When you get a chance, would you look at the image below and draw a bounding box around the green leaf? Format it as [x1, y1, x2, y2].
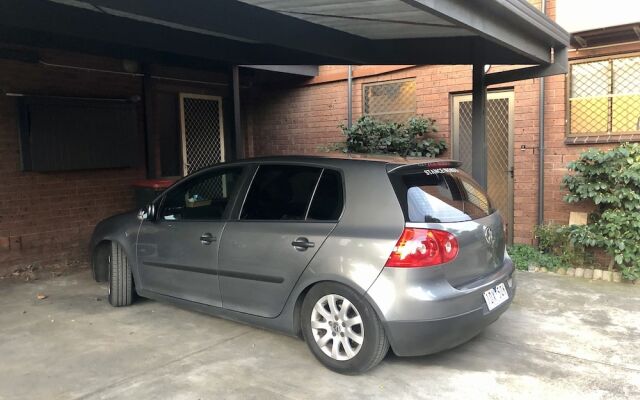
[339, 115, 446, 157]
[561, 143, 640, 280]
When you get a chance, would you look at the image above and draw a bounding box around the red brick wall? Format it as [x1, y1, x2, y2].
[247, 75, 348, 156]
[538, 0, 618, 226]
[247, 65, 544, 243]
[247, 0, 630, 245]
[0, 48, 146, 275]
[247, 66, 607, 243]
[541, 74, 609, 224]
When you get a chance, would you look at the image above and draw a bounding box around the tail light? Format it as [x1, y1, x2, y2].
[385, 228, 459, 268]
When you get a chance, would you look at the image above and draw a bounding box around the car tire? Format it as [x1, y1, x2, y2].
[108, 242, 134, 307]
[301, 282, 389, 374]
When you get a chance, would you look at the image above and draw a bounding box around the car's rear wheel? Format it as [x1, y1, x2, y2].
[108, 242, 134, 307]
[301, 282, 389, 374]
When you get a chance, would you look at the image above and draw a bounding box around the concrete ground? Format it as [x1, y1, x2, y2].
[0, 271, 638, 400]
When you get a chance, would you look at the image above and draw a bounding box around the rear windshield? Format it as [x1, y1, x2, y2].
[390, 168, 493, 223]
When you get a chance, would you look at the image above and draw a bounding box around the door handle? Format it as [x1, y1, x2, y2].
[200, 233, 216, 245]
[507, 167, 514, 179]
[291, 237, 315, 251]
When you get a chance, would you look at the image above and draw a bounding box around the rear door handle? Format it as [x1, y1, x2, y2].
[200, 232, 216, 245]
[291, 237, 315, 251]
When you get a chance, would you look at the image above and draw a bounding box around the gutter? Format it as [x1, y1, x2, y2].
[496, 0, 570, 46]
[306, 65, 415, 86]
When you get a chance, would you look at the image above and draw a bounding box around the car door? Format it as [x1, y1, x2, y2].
[136, 166, 246, 307]
[219, 164, 344, 318]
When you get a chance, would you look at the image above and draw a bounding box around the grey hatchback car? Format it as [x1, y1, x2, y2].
[91, 156, 515, 374]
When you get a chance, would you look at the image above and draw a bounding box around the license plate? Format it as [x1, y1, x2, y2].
[483, 283, 509, 311]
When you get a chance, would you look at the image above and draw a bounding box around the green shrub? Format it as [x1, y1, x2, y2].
[336, 115, 446, 157]
[509, 244, 542, 271]
[534, 224, 590, 267]
[508, 244, 570, 272]
[563, 143, 640, 280]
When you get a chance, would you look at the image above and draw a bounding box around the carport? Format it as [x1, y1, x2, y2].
[0, 0, 569, 188]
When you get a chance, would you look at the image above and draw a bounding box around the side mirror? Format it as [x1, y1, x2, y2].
[137, 203, 156, 221]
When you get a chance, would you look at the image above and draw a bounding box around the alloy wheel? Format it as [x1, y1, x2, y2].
[310, 294, 364, 361]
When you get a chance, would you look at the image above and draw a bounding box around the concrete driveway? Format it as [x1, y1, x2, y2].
[0, 271, 638, 400]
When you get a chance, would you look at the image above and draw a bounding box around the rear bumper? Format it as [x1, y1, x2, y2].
[384, 291, 513, 356]
[366, 257, 516, 357]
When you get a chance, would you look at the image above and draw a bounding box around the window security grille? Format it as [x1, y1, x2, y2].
[569, 55, 640, 135]
[180, 94, 225, 176]
[362, 79, 416, 123]
[179, 94, 225, 202]
[456, 97, 511, 226]
[452, 91, 514, 243]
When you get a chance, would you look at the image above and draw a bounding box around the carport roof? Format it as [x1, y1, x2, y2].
[0, 0, 569, 69]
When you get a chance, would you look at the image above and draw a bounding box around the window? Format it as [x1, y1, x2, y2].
[17, 97, 138, 171]
[160, 167, 243, 221]
[241, 165, 322, 221]
[569, 55, 640, 135]
[394, 169, 493, 223]
[363, 79, 416, 123]
[307, 170, 344, 221]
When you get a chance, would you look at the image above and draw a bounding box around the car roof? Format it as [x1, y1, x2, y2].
[183, 155, 461, 179]
[238, 155, 388, 165]
[223, 155, 459, 170]
[169, 155, 464, 205]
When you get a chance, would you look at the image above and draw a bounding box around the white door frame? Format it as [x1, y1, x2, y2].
[179, 93, 225, 176]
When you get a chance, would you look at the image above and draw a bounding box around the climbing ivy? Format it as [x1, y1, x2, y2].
[563, 143, 640, 280]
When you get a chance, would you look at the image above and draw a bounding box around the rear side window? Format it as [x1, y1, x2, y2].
[307, 170, 344, 221]
[393, 168, 493, 223]
[241, 165, 322, 220]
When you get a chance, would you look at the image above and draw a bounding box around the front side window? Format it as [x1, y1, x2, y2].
[160, 167, 243, 221]
[569, 55, 640, 135]
[395, 169, 493, 223]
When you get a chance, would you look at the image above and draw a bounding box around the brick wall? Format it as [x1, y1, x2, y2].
[0, 48, 146, 275]
[247, 65, 544, 243]
[248, 72, 348, 157]
[540, 73, 610, 224]
[247, 0, 635, 245]
[538, 0, 619, 226]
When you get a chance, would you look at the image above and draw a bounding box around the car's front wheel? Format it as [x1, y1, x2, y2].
[108, 242, 134, 307]
[301, 282, 389, 374]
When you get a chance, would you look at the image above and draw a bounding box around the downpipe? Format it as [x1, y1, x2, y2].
[537, 0, 547, 227]
[347, 65, 353, 128]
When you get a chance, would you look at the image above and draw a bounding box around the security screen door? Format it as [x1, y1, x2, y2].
[452, 90, 514, 243]
[179, 93, 225, 177]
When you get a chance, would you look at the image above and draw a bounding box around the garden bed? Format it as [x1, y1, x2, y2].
[524, 263, 628, 283]
[509, 241, 635, 284]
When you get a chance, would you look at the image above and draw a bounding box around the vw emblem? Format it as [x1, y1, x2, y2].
[484, 226, 495, 246]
